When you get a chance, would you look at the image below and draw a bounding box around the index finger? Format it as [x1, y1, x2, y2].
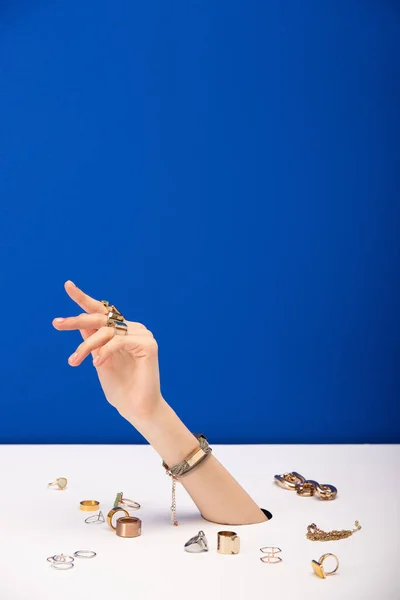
[64, 280, 106, 314]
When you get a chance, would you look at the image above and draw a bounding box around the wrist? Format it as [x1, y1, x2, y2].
[128, 397, 199, 467]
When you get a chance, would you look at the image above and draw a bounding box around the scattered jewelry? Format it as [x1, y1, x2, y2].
[73, 550, 97, 559]
[47, 550, 96, 570]
[274, 472, 337, 500]
[260, 546, 282, 564]
[48, 478, 68, 490]
[306, 521, 361, 541]
[85, 510, 105, 524]
[217, 531, 240, 555]
[80, 500, 100, 512]
[47, 554, 75, 570]
[312, 553, 339, 578]
[184, 530, 209, 553]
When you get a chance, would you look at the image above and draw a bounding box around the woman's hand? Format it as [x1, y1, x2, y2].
[52, 280, 162, 421]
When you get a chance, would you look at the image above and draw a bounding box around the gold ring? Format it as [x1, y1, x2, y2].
[107, 507, 129, 530]
[80, 500, 100, 512]
[107, 311, 124, 323]
[312, 553, 339, 578]
[101, 300, 122, 316]
[102, 300, 125, 326]
[260, 546, 282, 564]
[116, 517, 142, 538]
[260, 555, 282, 564]
[260, 546, 281, 554]
[48, 478, 68, 490]
[217, 531, 240, 555]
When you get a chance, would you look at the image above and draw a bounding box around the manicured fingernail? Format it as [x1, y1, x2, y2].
[93, 356, 100, 366]
[54, 318, 65, 323]
[68, 352, 78, 364]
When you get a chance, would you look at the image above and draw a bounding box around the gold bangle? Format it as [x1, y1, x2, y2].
[217, 531, 240, 555]
[106, 507, 129, 530]
[80, 500, 100, 512]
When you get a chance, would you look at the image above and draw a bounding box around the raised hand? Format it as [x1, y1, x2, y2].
[52, 280, 161, 421]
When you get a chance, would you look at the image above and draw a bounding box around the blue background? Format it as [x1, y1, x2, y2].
[0, 1, 399, 444]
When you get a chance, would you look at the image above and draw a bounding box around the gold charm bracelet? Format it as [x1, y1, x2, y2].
[306, 521, 361, 541]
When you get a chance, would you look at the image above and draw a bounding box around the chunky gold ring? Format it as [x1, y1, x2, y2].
[80, 500, 100, 512]
[48, 478, 68, 490]
[312, 554, 339, 578]
[107, 507, 129, 530]
[116, 517, 142, 538]
[102, 300, 125, 328]
[107, 311, 125, 323]
[217, 531, 240, 555]
[101, 300, 122, 316]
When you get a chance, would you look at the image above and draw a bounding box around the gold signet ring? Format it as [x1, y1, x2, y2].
[312, 554, 339, 578]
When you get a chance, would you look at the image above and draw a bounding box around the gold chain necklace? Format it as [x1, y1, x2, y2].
[306, 521, 361, 541]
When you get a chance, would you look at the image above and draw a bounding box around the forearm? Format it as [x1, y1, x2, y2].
[129, 397, 267, 525]
[54, 282, 268, 524]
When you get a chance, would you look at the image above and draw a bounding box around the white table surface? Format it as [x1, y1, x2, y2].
[0, 444, 399, 600]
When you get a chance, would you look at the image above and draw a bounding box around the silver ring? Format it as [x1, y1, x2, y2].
[47, 554, 74, 564]
[73, 550, 97, 559]
[120, 498, 140, 510]
[85, 511, 105, 524]
[51, 562, 74, 570]
[184, 530, 209, 553]
[113, 321, 128, 336]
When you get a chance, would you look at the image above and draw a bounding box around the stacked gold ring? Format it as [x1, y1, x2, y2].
[102, 300, 128, 336]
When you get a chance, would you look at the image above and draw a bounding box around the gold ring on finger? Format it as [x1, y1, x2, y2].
[101, 300, 122, 316]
